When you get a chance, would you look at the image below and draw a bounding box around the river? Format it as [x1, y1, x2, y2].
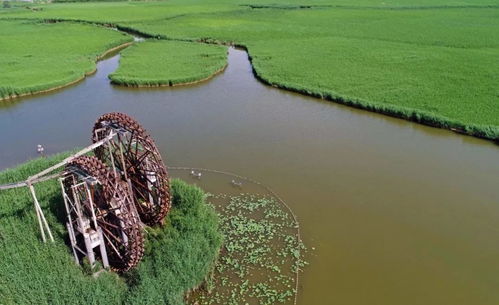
[0, 47, 498, 305]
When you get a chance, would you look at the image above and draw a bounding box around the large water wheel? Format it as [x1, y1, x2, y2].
[92, 113, 171, 226]
[63, 156, 144, 272]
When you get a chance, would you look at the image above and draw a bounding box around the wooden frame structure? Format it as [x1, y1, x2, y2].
[0, 112, 171, 273]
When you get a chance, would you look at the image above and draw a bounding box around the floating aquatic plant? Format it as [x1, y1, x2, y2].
[188, 193, 307, 305]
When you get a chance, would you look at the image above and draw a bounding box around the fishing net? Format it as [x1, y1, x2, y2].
[169, 167, 307, 305]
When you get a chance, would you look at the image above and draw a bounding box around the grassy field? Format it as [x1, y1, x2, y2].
[0, 154, 222, 305]
[0, 19, 132, 100]
[121, 4, 499, 139]
[1, 0, 498, 139]
[110, 40, 227, 87]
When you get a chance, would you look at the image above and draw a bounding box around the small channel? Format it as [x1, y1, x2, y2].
[0, 47, 498, 305]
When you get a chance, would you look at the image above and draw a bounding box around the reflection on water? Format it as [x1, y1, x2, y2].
[0, 47, 498, 305]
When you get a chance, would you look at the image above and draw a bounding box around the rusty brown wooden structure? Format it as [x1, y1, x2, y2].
[0, 113, 170, 273]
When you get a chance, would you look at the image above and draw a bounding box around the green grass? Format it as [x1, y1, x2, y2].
[121, 4, 499, 139]
[0, 153, 222, 305]
[1, 0, 499, 139]
[110, 40, 227, 87]
[0, 19, 132, 100]
[0, 1, 237, 23]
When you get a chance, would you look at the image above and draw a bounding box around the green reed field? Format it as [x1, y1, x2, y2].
[0, 19, 131, 100]
[1, 0, 498, 139]
[110, 40, 227, 87]
[0, 154, 222, 305]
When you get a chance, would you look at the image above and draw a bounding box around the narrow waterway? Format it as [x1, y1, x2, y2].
[0, 47, 498, 305]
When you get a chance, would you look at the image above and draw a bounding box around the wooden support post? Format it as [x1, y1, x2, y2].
[60, 178, 79, 264]
[33, 193, 46, 243]
[98, 228, 110, 269]
[83, 232, 96, 267]
[28, 183, 54, 242]
[66, 223, 79, 264]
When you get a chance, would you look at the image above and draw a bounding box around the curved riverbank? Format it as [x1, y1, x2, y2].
[0, 19, 228, 90]
[0, 41, 132, 102]
[111, 64, 227, 88]
[111, 29, 499, 142]
[247, 54, 499, 142]
[199, 40, 499, 142]
[1, 17, 497, 142]
[109, 40, 228, 88]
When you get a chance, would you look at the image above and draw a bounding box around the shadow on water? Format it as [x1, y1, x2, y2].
[0, 47, 498, 305]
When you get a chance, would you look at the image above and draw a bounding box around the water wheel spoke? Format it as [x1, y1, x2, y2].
[126, 150, 151, 173]
[128, 165, 157, 187]
[130, 179, 152, 207]
[102, 231, 124, 260]
[100, 223, 125, 246]
[129, 176, 150, 193]
[97, 219, 121, 230]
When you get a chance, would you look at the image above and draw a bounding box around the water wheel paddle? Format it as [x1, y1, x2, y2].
[92, 112, 171, 226]
[64, 156, 144, 272]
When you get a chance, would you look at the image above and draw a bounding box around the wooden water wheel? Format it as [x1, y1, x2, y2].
[63, 156, 144, 272]
[92, 112, 171, 226]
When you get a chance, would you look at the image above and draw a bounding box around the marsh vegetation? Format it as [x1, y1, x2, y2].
[1, 0, 498, 138]
[0, 20, 131, 100]
[0, 1, 498, 304]
[0, 154, 222, 305]
[110, 40, 227, 87]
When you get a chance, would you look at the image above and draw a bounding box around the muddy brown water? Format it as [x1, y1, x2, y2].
[0, 47, 498, 305]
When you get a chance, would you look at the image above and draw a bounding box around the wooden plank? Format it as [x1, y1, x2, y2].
[0, 131, 115, 191]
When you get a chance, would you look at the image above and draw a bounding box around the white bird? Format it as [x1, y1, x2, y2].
[231, 180, 242, 187]
[190, 170, 202, 179]
[37, 144, 44, 155]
